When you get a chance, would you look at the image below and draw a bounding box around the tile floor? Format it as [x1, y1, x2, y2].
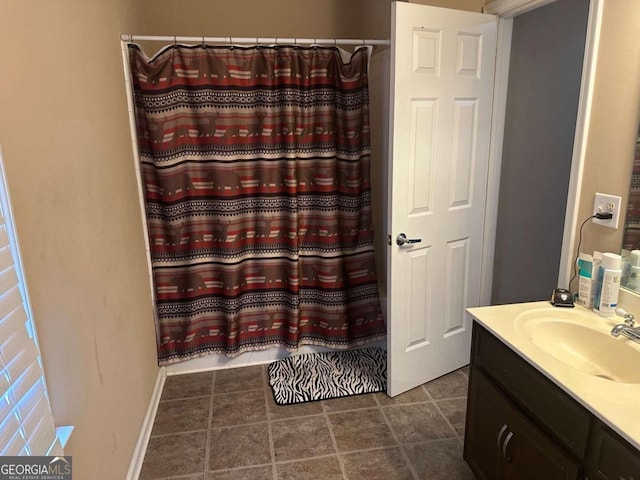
[140, 364, 473, 480]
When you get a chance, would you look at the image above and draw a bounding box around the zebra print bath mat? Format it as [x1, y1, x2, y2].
[267, 347, 387, 405]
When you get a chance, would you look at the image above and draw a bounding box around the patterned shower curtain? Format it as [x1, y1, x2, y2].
[129, 43, 386, 364]
[622, 126, 640, 250]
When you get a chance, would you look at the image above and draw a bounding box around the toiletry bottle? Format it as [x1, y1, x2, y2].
[576, 253, 594, 308]
[593, 252, 622, 317]
[627, 250, 640, 290]
[577, 251, 602, 308]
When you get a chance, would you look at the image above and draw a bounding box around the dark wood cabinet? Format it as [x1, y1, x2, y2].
[465, 368, 503, 479]
[466, 368, 579, 480]
[470, 320, 591, 459]
[585, 423, 640, 480]
[465, 322, 640, 480]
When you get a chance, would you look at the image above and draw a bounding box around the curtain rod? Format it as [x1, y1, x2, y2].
[121, 34, 390, 46]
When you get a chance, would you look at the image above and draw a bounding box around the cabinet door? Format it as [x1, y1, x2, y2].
[464, 368, 506, 479]
[507, 403, 581, 480]
[473, 323, 591, 458]
[586, 422, 640, 480]
[465, 368, 580, 480]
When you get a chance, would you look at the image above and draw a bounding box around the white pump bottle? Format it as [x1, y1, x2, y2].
[593, 252, 622, 317]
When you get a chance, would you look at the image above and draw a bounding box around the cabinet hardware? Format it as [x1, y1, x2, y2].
[497, 424, 508, 449]
[503, 431, 514, 462]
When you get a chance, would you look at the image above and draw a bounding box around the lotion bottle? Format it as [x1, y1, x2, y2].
[593, 252, 622, 317]
[576, 252, 600, 308]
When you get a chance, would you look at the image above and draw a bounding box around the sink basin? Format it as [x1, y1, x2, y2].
[515, 309, 640, 384]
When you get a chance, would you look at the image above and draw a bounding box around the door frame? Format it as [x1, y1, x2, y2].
[557, 0, 603, 288]
[481, 0, 603, 301]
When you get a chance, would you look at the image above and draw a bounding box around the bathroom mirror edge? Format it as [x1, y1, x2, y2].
[620, 125, 640, 293]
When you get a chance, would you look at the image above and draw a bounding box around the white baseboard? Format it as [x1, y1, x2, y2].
[126, 367, 166, 480]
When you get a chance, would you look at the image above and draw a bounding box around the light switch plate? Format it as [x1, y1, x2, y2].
[592, 192, 622, 229]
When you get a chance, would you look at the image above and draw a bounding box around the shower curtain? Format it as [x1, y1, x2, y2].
[129, 43, 386, 364]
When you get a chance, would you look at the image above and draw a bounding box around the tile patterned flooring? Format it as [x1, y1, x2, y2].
[140, 364, 473, 480]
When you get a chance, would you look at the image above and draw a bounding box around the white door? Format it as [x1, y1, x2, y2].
[387, 3, 497, 396]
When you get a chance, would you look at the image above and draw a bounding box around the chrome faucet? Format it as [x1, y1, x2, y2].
[612, 308, 640, 343]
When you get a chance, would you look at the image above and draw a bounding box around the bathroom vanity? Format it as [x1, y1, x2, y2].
[464, 302, 640, 479]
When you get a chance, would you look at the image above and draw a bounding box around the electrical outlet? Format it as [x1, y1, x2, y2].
[592, 192, 622, 229]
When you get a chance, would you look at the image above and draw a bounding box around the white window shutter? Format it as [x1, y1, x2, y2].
[0, 146, 62, 456]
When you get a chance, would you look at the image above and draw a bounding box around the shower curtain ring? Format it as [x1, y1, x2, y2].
[173, 35, 177, 45]
[202, 36, 206, 46]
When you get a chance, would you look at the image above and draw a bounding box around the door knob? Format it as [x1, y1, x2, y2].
[396, 233, 422, 246]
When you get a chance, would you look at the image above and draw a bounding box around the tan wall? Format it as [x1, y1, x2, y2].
[410, 0, 485, 12]
[0, 1, 159, 478]
[133, 0, 392, 40]
[133, 0, 485, 50]
[572, 0, 640, 262]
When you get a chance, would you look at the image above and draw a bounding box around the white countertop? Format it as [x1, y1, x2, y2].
[467, 301, 640, 451]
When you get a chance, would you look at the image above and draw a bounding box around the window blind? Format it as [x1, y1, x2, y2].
[0, 148, 62, 456]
